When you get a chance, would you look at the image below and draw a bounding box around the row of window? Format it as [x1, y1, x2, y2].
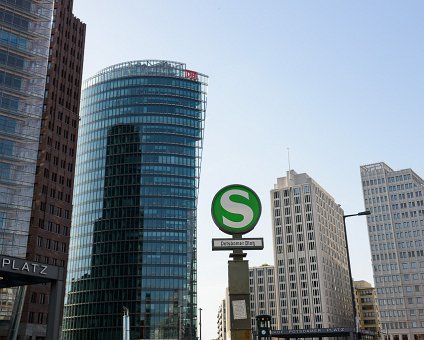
[383, 320, 424, 329]
[396, 230, 424, 239]
[86, 91, 202, 110]
[391, 192, 421, 202]
[381, 308, 424, 318]
[36, 236, 67, 253]
[380, 296, 423, 306]
[363, 177, 386, 187]
[27, 311, 45, 324]
[373, 251, 396, 262]
[38, 219, 69, 236]
[375, 275, 401, 283]
[388, 183, 416, 192]
[397, 239, 423, 248]
[84, 76, 202, 98]
[46, 137, 75, 156]
[30, 292, 46, 305]
[40, 202, 71, 219]
[391, 200, 424, 210]
[34, 254, 65, 267]
[399, 249, 424, 258]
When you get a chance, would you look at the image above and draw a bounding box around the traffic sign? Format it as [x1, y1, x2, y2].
[211, 184, 261, 235]
[212, 238, 264, 251]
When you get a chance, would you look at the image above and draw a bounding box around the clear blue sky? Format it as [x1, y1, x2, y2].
[73, 1, 424, 338]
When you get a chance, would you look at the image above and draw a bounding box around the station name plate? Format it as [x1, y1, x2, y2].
[212, 238, 264, 251]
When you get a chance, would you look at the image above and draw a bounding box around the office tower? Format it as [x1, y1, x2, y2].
[217, 299, 227, 340]
[249, 265, 277, 332]
[61, 60, 208, 340]
[360, 162, 424, 338]
[353, 280, 381, 334]
[0, 0, 54, 335]
[271, 170, 352, 330]
[15, 0, 86, 338]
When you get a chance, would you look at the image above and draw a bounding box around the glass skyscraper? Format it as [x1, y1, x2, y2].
[62, 60, 208, 340]
[0, 0, 53, 326]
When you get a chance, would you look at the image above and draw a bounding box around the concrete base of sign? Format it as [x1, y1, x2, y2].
[228, 252, 251, 340]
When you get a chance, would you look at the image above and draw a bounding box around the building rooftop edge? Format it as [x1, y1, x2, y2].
[84, 60, 208, 86]
[272, 169, 339, 204]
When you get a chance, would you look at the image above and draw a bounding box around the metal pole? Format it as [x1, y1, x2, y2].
[343, 215, 357, 332]
[46, 280, 64, 340]
[199, 308, 202, 340]
[123, 306, 130, 340]
[343, 210, 370, 338]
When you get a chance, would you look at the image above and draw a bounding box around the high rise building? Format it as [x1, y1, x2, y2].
[16, 0, 86, 338]
[271, 170, 352, 330]
[249, 265, 277, 332]
[353, 280, 380, 335]
[62, 60, 208, 339]
[360, 162, 424, 339]
[217, 298, 227, 340]
[0, 0, 54, 336]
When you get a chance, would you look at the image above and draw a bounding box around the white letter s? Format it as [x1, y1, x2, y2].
[220, 189, 253, 229]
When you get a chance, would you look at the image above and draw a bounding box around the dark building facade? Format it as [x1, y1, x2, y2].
[16, 0, 86, 338]
[61, 60, 208, 339]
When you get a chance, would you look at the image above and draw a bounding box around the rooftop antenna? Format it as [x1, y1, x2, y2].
[287, 147, 291, 184]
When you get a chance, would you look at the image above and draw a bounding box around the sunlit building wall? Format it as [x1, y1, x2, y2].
[361, 162, 424, 339]
[271, 170, 352, 330]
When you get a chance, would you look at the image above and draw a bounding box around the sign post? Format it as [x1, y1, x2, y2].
[211, 184, 263, 340]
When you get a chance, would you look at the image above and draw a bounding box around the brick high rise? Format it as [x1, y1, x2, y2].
[17, 1, 86, 338]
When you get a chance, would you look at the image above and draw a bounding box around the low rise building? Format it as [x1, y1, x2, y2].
[249, 265, 278, 332]
[354, 280, 381, 335]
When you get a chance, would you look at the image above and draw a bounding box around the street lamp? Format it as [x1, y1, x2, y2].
[342, 210, 371, 334]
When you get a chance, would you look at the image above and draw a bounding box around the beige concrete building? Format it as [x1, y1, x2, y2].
[361, 162, 424, 340]
[249, 265, 278, 332]
[354, 280, 381, 335]
[271, 170, 353, 330]
[217, 298, 227, 340]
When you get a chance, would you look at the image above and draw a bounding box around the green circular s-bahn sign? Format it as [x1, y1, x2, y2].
[211, 184, 261, 235]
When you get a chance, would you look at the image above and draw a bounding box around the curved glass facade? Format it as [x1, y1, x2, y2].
[62, 60, 208, 339]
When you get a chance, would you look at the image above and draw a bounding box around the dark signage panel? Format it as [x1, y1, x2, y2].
[0, 255, 63, 284]
[271, 327, 354, 337]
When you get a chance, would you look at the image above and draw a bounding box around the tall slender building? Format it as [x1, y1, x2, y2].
[62, 60, 208, 340]
[217, 298, 227, 340]
[271, 170, 352, 330]
[360, 162, 424, 339]
[17, 0, 86, 338]
[0, 0, 54, 336]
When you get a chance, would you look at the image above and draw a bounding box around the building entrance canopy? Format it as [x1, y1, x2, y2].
[0, 255, 64, 288]
[0, 254, 65, 340]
